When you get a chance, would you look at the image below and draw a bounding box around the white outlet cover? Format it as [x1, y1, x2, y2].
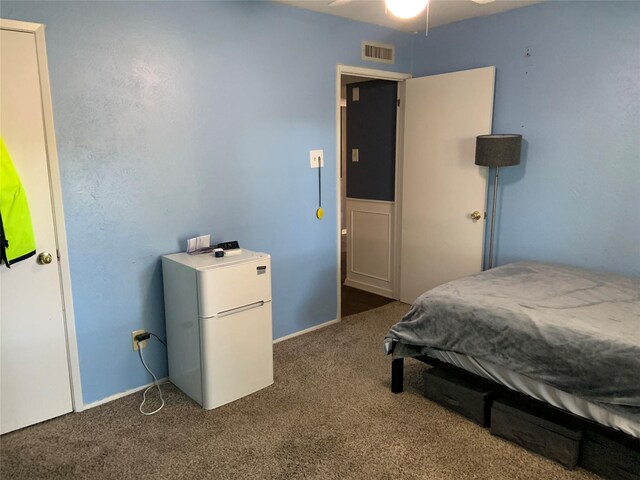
[310, 149, 324, 168]
[131, 329, 147, 351]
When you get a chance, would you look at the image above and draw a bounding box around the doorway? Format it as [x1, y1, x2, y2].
[335, 65, 495, 321]
[337, 67, 410, 317]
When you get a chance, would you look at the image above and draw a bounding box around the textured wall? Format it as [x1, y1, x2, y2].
[412, 1, 640, 276]
[7, 0, 637, 407]
[2, 1, 413, 404]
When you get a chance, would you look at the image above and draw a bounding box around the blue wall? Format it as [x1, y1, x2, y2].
[412, 1, 640, 276]
[4, 0, 638, 406]
[2, 0, 413, 404]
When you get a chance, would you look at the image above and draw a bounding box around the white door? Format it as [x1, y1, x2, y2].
[399, 67, 495, 303]
[0, 27, 73, 434]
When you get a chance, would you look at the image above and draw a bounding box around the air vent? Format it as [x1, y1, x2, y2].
[361, 41, 395, 64]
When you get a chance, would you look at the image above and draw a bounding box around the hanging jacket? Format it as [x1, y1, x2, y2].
[0, 137, 36, 268]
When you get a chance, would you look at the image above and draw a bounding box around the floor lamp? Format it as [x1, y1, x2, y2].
[475, 134, 522, 269]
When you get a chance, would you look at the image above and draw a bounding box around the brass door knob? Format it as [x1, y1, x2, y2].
[470, 211, 482, 221]
[37, 252, 53, 265]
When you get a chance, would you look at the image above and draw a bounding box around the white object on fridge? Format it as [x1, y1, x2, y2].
[161, 249, 273, 410]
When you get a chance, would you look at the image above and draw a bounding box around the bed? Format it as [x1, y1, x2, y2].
[383, 262, 640, 439]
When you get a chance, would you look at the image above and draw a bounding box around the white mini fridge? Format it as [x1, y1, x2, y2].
[161, 249, 273, 409]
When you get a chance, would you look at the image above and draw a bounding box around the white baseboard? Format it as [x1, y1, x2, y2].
[81, 318, 341, 410]
[273, 318, 340, 344]
[81, 377, 169, 411]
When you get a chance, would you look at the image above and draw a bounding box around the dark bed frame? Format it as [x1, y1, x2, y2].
[391, 355, 640, 452]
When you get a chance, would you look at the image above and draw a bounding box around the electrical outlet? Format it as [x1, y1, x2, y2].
[309, 149, 324, 168]
[131, 329, 147, 351]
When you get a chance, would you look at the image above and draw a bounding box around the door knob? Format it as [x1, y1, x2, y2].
[470, 211, 482, 221]
[37, 252, 53, 265]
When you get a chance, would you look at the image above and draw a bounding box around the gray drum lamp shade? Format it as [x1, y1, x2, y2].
[475, 134, 522, 167]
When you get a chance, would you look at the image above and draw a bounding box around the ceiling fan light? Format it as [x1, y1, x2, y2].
[385, 0, 429, 19]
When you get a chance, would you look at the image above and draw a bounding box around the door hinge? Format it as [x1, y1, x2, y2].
[397, 99, 400, 107]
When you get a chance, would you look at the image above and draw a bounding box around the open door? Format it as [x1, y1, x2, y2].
[399, 67, 495, 304]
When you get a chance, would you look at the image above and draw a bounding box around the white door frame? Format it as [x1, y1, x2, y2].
[335, 65, 412, 321]
[1, 18, 84, 411]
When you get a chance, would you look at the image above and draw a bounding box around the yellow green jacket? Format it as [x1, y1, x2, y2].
[0, 137, 36, 267]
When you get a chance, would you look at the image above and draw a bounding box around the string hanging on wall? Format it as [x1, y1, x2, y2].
[316, 161, 323, 220]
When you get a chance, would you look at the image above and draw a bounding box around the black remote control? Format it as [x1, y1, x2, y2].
[217, 241, 240, 250]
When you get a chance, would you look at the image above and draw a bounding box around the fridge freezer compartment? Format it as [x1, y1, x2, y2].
[199, 301, 274, 410]
[197, 257, 271, 317]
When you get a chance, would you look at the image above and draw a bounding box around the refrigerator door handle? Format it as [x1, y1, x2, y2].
[215, 300, 266, 318]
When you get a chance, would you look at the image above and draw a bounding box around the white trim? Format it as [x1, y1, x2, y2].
[336, 64, 411, 82]
[273, 318, 339, 344]
[392, 81, 406, 300]
[83, 377, 169, 410]
[1, 19, 84, 412]
[335, 64, 411, 319]
[0, 18, 42, 32]
[89, 319, 341, 408]
[349, 209, 392, 282]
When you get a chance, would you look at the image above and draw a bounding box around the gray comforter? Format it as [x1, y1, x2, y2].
[384, 262, 640, 413]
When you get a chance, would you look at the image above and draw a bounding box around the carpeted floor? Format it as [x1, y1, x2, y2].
[1, 302, 599, 479]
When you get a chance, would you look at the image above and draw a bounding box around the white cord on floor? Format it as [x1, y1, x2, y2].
[137, 341, 165, 416]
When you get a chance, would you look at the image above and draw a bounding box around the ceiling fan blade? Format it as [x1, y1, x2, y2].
[329, 0, 353, 6]
[471, 0, 496, 4]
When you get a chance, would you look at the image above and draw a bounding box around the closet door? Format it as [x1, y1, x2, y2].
[345, 80, 398, 298]
[1, 25, 73, 434]
[400, 67, 494, 303]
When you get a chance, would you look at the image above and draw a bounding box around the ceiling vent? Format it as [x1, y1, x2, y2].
[361, 41, 395, 64]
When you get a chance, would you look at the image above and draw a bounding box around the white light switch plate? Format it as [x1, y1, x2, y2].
[310, 149, 324, 168]
[352, 148, 359, 162]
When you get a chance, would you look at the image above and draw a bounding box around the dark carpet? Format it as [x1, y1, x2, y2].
[0, 302, 598, 479]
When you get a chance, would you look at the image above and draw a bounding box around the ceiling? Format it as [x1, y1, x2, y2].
[276, 0, 544, 33]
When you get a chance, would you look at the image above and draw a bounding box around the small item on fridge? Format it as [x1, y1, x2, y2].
[187, 234, 211, 254]
[217, 241, 241, 256]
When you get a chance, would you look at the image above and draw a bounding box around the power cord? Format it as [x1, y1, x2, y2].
[148, 332, 166, 348]
[135, 332, 166, 416]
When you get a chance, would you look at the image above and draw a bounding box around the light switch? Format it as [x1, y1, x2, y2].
[352, 87, 359, 102]
[352, 148, 359, 162]
[309, 149, 324, 168]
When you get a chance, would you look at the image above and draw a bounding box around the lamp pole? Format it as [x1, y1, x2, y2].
[487, 166, 500, 270]
[475, 134, 522, 271]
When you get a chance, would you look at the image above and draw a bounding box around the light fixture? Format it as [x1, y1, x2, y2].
[475, 134, 522, 270]
[384, 0, 429, 19]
